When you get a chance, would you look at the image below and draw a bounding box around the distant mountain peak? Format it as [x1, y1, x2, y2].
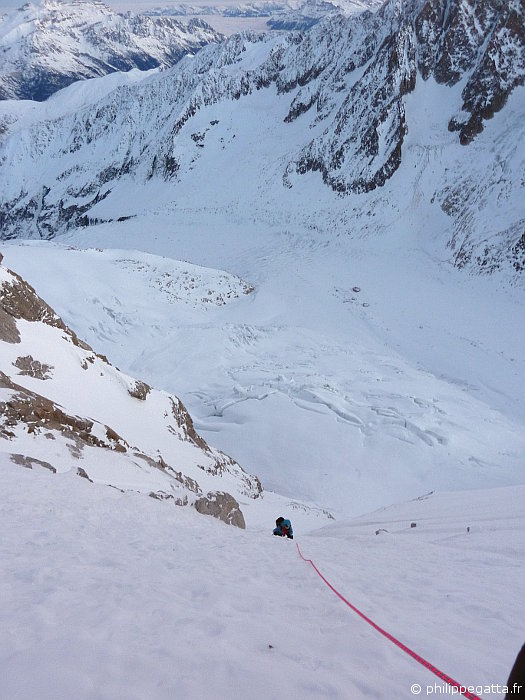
[0, 0, 223, 101]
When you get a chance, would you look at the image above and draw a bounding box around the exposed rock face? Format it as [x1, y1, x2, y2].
[10, 453, 56, 472]
[0, 267, 92, 350]
[128, 380, 151, 400]
[0, 0, 223, 101]
[195, 491, 246, 528]
[14, 355, 53, 379]
[287, 0, 524, 190]
[0, 259, 261, 527]
[77, 467, 93, 482]
[148, 490, 189, 507]
[416, 0, 525, 145]
[170, 397, 210, 452]
[1, 269, 67, 328]
[0, 371, 129, 452]
[0, 305, 20, 343]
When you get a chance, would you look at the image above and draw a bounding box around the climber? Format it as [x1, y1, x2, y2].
[273, 516, 293, 539]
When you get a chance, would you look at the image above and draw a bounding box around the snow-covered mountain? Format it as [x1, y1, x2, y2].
[1, 0, 524, 695]
[144, 1, 287, 17]
[0, 250, 266, 526]
[0, 0, 523, 276]
[145, 0, 383, 29]
[266, 0, 382, 30]
[145, 0, 381, 17]
[0, 0, 222, 101]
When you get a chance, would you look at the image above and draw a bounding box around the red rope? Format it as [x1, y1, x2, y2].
[296, 542, 482, 700]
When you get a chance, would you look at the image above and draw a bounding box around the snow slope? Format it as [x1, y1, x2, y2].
[0, 1, 524, 694]
[1, 463, 523, 699]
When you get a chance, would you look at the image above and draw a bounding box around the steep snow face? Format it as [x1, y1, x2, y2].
[0, 0, 523, 276]
[0, 0, 222, 101]
[1, 461, 524, 699]
[0, 255, 265, 526]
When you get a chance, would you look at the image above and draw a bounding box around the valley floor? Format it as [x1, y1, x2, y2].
[3, 200, 524, 518]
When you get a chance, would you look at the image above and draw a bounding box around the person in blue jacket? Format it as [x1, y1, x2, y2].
[273, 517, 293, 539]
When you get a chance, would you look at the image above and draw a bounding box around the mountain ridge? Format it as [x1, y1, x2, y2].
[0, 0, 523, 279]
[0, 0, 222, 101]
[0, 250, 265, 527]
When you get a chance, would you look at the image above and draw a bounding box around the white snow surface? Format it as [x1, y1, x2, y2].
[1, 464, 523, 699]
[136, 0, 382, 18]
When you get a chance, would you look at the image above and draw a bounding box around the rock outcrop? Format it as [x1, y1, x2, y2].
[195, 491, 246, 529]
[0, 257, 262, 526]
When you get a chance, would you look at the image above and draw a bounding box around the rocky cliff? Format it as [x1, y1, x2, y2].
[0, 253, 262, 527]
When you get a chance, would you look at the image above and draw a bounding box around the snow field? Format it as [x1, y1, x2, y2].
[1, 464, 523, 700]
